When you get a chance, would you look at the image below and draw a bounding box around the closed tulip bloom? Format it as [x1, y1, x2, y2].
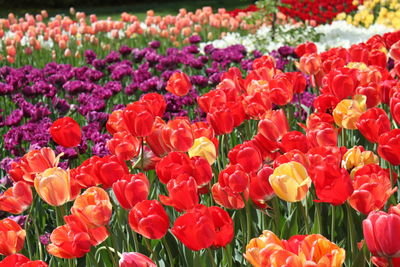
[63, 215, 108, 246]
[333, 95, 367, 129]
[49, 117, 81, 148]
[269, 161, 311, 202]
[389, 40, 400, 61]
[171, 204, 215, 251]
[390, 91, 400, 126]
[206, 108, 235, 135]
[166, 72, 191, 96]
[0, 254, 48, 267]
[123, 101, 155, 137]
[0, 181, 32, 214]
[378, 129, 400, 166]
[212, 182, 246, 209]
[280, 131, 309, 153]
[9, 147, 60, 185]
[107, 131, 140, 162]
[146, 117, 171, 157]
[363, 211, 400, 258]
[313, 165, 354, 205]
[356, 108, 391, 143]
[190, 156, 213, 192]
[34, 167, 71, 206]
[128, 200, 169, 239]
[140, 93, 166, 117]
[0, 219, 25, 255]
[188, 137, 217, 165]
[249, 166, 275, 209]
[297, 53, 321, 75]
[119, 252, 156, 267]
[106, 109, 128, 135]
[349, 164, 397, 215]
[326, 67, 358, 100]
[155, 152, 193, 184]
[228, 143, 263, 173]
[112, 173, 149, 210]
[159, 174, 199, 212]
[162, 117, 194, 152]
[71, 187, 112, 228]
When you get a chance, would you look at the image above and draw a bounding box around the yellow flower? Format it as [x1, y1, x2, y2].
[333, 95, 367, 130]
[269, 161, 311, 202]
[188, 137, 217, 165]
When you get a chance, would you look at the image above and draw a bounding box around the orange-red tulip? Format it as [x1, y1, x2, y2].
[356, 108, 391, 143]
[166, 72, 191, 96]
[71, 187, 112, 228]
[119, 252, 156, 267]
[0, 181, 32, 214]
[0, 218, 26, 255]
[9, 147, 60, 185]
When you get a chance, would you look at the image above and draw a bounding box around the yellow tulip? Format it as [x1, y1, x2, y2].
[34, 167, 71, 206]
[333, 95, 366, 130]
[342, 146, 379, 174]
[269, 161, 311, 202]
[188, 137, 217, 165]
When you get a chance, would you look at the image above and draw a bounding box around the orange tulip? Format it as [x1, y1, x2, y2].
[166, 72, 192, 96]
[8, 147, 61, 185]
[0, 181, 32, 214]
[34, 167, 71, 206]
[0, 219, 26, 255]
[71, 187, 112, 228]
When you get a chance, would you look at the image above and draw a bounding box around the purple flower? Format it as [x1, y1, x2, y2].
[8, 215, 27, 228]
[148, 41, 161, 49]
[84, 50, 97, 64]
[278, 45, 295, 57]
[189, 35, 202, 44]
[5, 109, 23, 126]
[40, 233, 51, 245]
[119, 45, 133, 56]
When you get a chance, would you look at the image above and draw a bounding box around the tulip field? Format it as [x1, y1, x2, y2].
[2, 0, 400, 266]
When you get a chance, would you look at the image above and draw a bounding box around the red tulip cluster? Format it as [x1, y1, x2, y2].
[279, 0, 361, 25]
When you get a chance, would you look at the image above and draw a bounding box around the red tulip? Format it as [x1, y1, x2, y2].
[389, 40, 400, 61]
[106, 109, 128, 135]
[155, 152, 193, 184]
[198, 90, 227, 114]
[295, 42, 317, 57]
[49, 117, 81, 148]
[119, 252, 156, 267]
[63, 215, 108, 246]
[274, 150, 310, 170]
[172, 204, 233, 250]
[349, 164, 397, 215]
[123, 101, 155, 137]
[162, 117, 194, 152]
[140, 93, 166, 117]
[0, 219, 26, 255]
[297, 53, 321, 75]
[313, 94, 339, 114]
[249, 166, 275, 209]
[206, 108, 235, 135]
[280, 131, 309, 153]
[209, 206, 234, 248]
[0, 254, 48, 267]
[166, 72, 191, 96]
[159, 174, 199, 212]
[112, 173, 150, 210]
[190, 156, 213, 192]
[0, 181, 32, 214]
[326, 67, 358, 100]
[71, 155, 128, 188]
[378, 129, 400, 166]
[363, 210, 400, 258]
[228, 142, 262, 173]
[107, 131, 140, 162]
[287, 72, 307, 94]
[218, 164, 250, 194]
[357, 108, 391, 143]
[312, 164, 353, 205]
[268, 74, 294, 106]
[242, 90, 272, 119]
[128, 200, 169, 239]
[146, 117, 171, 157]
[390, 91, 400, 126]
[212, 183, 246, 210]
[252, 55, 276, 70]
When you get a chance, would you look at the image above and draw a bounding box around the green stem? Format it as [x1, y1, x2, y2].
[272, 198, 281, 233]
[389, 258, 394, 267]
[162, 237, 174, 266]
[331, 205, 335, 241]
[245, 200, 253, 243]
[144, 238, 158, 264]
[346, 203, 356, 255]
[299, 201, 309, 234]
[206, 248, 217, 267]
